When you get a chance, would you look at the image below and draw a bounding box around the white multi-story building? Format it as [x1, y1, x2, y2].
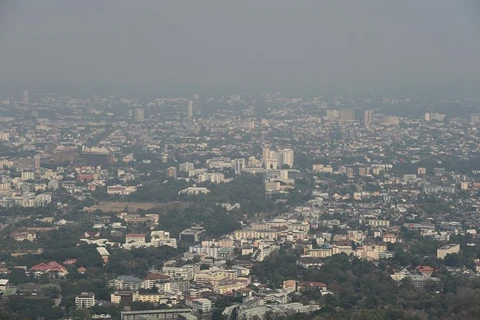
[326, 109, 339, 121]
[179, 162, 194, 172]
[0, 131, 9, 141]
[151, 231, 177, 248]
[262, 147, 294, 169]
[107, 185, 137, 195]
[162, 266, 195, 281]
[278, 149, 294, 168]
[232, 159, 245, 175]
[75, 292, 95, 309]
[192, 298, 212, 313]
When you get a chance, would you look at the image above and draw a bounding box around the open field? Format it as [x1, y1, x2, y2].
[85, 201, 190, 213]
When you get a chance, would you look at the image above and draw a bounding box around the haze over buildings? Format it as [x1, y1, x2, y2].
[1, 1, 480, 91]
[0, 2, 480, 319]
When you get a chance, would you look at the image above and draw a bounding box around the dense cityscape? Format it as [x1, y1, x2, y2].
[0, 89, 477, 319]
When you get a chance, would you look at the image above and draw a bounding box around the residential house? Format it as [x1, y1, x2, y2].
[10, 231, 36, 242]
[30, 261, 68, 277]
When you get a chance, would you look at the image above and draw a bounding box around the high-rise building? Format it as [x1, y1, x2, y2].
[339, 109, 355, 122]
[263, 147, 294, 169]
[232, 159, 245, 175]
[470, 114, 480, 125]
[22, 90, 29, 104]
[277, 148, 294, 168]
[425, 112, 445, 122]
[262, 146, 271, 162]
[364, 110, 374, 126]
[133, 108, 144, 122]
[34, 155, 41, 169]
[381, 116, 399, 126]
[434, 113, 445, 121]
[243, 120, 255, 129]
[165, 167, 177, 179]
[326, 109, 339, 121]
[346, 166, 355, 178]
[187, 100, 193, 118]
[179, 162, 194, 172]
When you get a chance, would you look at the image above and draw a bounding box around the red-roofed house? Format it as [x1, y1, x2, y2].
[31, 261, 68, 277]
[77, 173, 94, 183]
[77, 267, 87, 274]
[10, 231, 36, 242]
[282, 280, 297, 291]
[416, 265, 435, 277]
[63, 259, 78, 266]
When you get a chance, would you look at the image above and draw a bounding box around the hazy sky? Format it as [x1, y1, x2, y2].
[1, 0, 480, 90]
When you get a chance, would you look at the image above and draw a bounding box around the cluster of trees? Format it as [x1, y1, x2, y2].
[128, 174, 286, 238]
[127, 179, 189, 202]
[250, 248, 480, 320]
[205, 174, 275, 214]
[157, 204, 242, 238]
[0, 280, 121, 319]
[106, 246, 179, 278]
[417, 194, 452, 215]
[0, 240, 180, 318]
[390, 155, 480, 176]
[390, 232, 480, 271]
[0, 296, 63, 319]
[0, 205, 55, 217]
[92, 173, 281, 218]
[85, 125, 114, 147]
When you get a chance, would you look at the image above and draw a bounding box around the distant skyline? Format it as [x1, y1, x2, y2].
[1, 1, 480, 92]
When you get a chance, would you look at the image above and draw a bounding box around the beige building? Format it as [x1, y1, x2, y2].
[367, 219, 390, 228]
[202, 239, 234, 248]
[437, 244, 460, 259]
[383, 234, 398, 243]
[332, 241, 353, 256]
[136, 294, 167, 304]
[215, 278, 250, 294]
[195, 272, 230, 287]
[304, 248, 332, 258]
[111, 291, 138, 304]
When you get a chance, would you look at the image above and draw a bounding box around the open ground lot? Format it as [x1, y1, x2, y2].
[85, 201, 190, 213]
